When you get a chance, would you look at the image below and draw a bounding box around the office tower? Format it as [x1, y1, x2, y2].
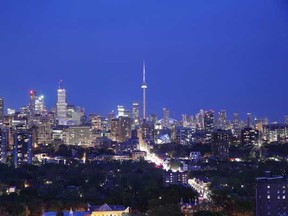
[110, 117, 131, 142]
[241, 127, 259, 145]
[65, 125, 92, 146]
[13, 130, 32, 168]
[0, 128, 8, 163]
[0, 98, 4, 125]
[141, 61, 147, 120]
[263, 124, 288, 144]
[111, 118, 120, 141]
[67, 105, 75, 118]
[7, 108, 15, 116]
[141, 120, 154, 140]
[90, 114, 102, 131]
[256, 175, 288, 216]
[182, 114, 188, 127]
[117, 105, 125, 117]
[132, 102, 140, 127]
[37, 116, 52, 145]
[35, 95, 45, 115]
[56, 80, 67, 125]
[163, 108, 169, 128]
[233, 112, 239, 128]
[247, 112, 252, 127]
[212, 129, 231, 161]
[217, 110, 227, 129]
[204, 110, 214, 142]
[196, 109, 205, 130]
[29, 90, 37, 116]
[119, 117, 132, 142]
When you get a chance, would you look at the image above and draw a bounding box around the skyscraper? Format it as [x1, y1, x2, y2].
[141, 61, 147, 120]
[29, 90, 37, 116]
[35, 95, 45, 115]
[56, 80, 67, 125]
[13, 130, 32, 168]
[163, 108, 169, 128]
[132, 102, 140, 127]
[204, 110, 214, 142]
[0, 98, 4, 125]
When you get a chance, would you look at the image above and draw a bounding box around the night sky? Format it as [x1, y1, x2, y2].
[0, 0, 288, 122]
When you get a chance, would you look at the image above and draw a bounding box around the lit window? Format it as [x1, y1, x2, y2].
[267, 195, 270, 199]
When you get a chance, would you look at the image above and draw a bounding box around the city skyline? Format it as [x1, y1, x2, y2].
[1, 1, 288, 121]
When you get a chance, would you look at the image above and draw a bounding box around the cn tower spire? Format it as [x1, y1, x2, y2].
[141, 60, 147, 120]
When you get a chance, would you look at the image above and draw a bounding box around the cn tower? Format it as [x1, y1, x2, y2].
[141, 61, 147, 120]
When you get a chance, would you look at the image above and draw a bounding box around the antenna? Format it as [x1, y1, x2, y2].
[58, 80, 63, 89]
[143, 60, 146, 83]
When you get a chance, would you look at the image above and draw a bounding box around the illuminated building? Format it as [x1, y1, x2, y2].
[37, 116, 52, 145]
[212, 129, 231, 161]
[141, 120, 154, 140]
[110, 118, 120, 141]
[111, 117, 131, 142]
[35, 95, 45, 115]
[163, 171, 188, 186]
[13, 130, 32, 168]
[0, 128, 8, 163]
[65, 125, 92, 146]
[56, 81, 67, 125]
[263, 123, 288, 144]
[241, 127, 259, 145]
[233, 112, 239, 128]
[162, 108, 169, 128]
[132, 102, 140, 127]
[141, 61, 147, 120]
[29, 90, 37, 116]
[256, 175, 288, 216]
[204, 110, 214, 142]
[117, 105, 125, 117]
[216, 110, 227, 129]
[247, 112, 252, 127]
[90, 114, 102, 130]
[0, 98, 4, 126]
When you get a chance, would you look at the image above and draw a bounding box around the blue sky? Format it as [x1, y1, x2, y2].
[0, 0, 288, 121]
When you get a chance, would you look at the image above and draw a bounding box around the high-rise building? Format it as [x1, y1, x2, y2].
[35, 95, 45, 115]
[256, 175, 288, 216]
[90, 114, 102, 131]
[217, 110, 227, 129]
[141, 120, 154, 140]
[0, 128, 8, 163]
[132, 102, 140, 127]
[0, 98, 4, 125]
[233, 112, 239, 128]
[247, 112, 252, 127]
[29, 90, 37, 116]
[13, 130, 32, 168]
[37, 116, 52, 145]
[241, 127, 259, 145]
[212, 129, 231, 161]
[141, 61, 147, 120]
[56, 81, 67, 125]
[204, 110, 214, 142]
[110, 117, 132, 142]
[163, 108, 169, 128]
[65, 126, 92, 146]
